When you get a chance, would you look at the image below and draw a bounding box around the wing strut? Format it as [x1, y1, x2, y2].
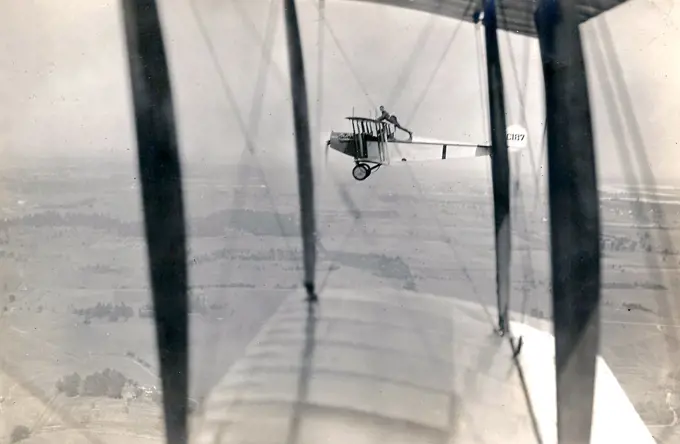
[284, 0, 318, 301]
[480, 0, 511, 336]
[536, 1, 601, 442]
[120, 1, 189, 443]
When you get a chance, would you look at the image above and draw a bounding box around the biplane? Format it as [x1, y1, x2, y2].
[325, 116, 528, 181]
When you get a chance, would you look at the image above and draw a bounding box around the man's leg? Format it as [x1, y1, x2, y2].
[396, 124, 413, 139]
[391, 116, 413, 139]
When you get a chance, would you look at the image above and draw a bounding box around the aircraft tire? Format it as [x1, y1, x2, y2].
[352, 163, 370, 181]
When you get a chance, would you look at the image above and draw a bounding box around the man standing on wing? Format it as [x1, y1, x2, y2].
[376, 106, 413, 140]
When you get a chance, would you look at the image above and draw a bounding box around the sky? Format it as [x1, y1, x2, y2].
[0, 0, 678, 183]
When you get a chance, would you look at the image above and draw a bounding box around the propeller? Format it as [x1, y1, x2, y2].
[325, 139, 331, 166]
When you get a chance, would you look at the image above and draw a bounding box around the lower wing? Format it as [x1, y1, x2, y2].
[386, 141, 490, 163]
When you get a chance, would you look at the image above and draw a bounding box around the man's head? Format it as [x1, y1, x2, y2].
[379, 106, 385, 112]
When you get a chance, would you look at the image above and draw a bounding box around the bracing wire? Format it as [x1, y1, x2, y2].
[313, 0, 365, 293]
[309, 0, 377, 109]
[243, 0, 281, 149]
[307, 0, 409, 291]
[406, 0, 474, 123]
[120, 1, 188, 443]
[321, 10, 498, 327]
[246, 0, 382, 262]
[533, 123, 548, 212]
[497, 2, 540, 184]
[194, 0, 295, 389]
[283, 0, 318, 300]
[384, 12, 440, 112]
[307, 2, 498, 324]
[385, 1, 481, 114]
[473, 16, 489, 139]
[319, 0, 504, 327]
[187, 0, 295, 252]
[312, 0, 399, 295]
[590, 17, 680, 440]
[496, 1, 539, 324]
[213, 0, 360, 276]
[594, 15, 680, 262]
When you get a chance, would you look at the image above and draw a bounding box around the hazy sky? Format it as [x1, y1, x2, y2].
[1, 0, 678, 182]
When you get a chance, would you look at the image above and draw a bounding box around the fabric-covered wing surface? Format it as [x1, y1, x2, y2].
[344, 0, 629, 37]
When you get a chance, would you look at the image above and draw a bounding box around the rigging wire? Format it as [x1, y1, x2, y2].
[309, 0, 497, 322]
[496, 2, 539, 324]
[533, 123, 548, 212]
[211, 0, 365, 291]
[341, 1, 505, 328]
[312, 0, 364, 293]
[232, 0, 283, 210]
[406, 0, 474, 123]
[311, 0, 383, 292]
[194, 0, 292, 391]
[336, 47, 498, 331]
[187, 0, 296, 252]
[309, 0, 377, 110]
[473, 16, 489, 137]
[229, 0, 369, 291]
[309, 0, 429, 294]
[120, 1, 188, 443]
[589, 17, 680, 440]
[384, 10, 441, 112]
[594, 15, 680, 263]
[311, 1, 417, 294]
[497, 4, 540, 185]
[312, 2, 499, 376]
[308, 0, 414, 291]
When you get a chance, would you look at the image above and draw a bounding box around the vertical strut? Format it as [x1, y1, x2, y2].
[481, 0, 511, 335]
[283, 0, 318, 301]
[120, 1, 188, 443]
[535, 1, 601, 442]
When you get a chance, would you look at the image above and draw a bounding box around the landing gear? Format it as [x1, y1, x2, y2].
[352, 163, 371, 181]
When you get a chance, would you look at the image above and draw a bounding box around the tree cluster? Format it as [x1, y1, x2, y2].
[73, 302, 134, 322]
[10, 425, 30, 443]
[138, 294, 225, 318]
[56, 368, 133, 399]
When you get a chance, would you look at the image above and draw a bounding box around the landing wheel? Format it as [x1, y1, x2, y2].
[352, 163, 371, 181]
